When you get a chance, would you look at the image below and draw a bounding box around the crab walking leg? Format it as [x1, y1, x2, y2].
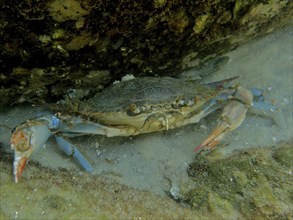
[55, 136, 93, 173]
[11, 114, 139, 183]
[194, 100, 248, 154]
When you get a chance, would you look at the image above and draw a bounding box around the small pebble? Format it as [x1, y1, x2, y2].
[96, 149, 101, 156]
[200, 124, 208, 130]
[282, 98, 288, 103]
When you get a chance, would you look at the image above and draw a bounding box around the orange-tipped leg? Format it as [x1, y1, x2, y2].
[195, 100, 249, 155]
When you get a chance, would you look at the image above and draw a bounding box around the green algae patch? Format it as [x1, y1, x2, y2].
[273, 146, 292, 167]
[183, 143, 293, 219]
[0, 154, 206, 219]
[1, 137, 292, 219]
[207, 192, 240, 219]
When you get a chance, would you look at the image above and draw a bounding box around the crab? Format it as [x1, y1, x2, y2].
[11, 76, 272, 183]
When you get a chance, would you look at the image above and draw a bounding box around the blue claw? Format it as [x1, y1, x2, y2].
[250, 87, 264, 98]
[249, 88, 286, 128]
[55, 136, 93, 173]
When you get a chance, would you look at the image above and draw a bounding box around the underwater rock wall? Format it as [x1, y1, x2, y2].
[0, 0, 292, 105]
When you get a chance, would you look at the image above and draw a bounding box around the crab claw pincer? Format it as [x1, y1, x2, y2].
[195, 86, 254, 155]
[11, 120, 51, 183]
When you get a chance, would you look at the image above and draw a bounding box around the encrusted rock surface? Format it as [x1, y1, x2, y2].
[0, 0, 291, 105]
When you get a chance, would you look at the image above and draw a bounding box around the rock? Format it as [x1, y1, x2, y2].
[0, 0, 291, 105]
[182, 144, 293, 219]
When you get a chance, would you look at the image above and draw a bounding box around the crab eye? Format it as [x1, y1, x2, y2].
[127, 103, 141, 116]
[172, 98, 182, 109]
[172, 98, 195, 108]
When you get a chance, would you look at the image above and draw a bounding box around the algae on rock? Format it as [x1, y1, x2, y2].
[0, 0, 292, 106]
[182, 143, 293, 219]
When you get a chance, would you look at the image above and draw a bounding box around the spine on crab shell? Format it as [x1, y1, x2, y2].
[204, 76, 240, 89]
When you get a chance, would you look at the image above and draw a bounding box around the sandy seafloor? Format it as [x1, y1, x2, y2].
[0, 25, 292, 219]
